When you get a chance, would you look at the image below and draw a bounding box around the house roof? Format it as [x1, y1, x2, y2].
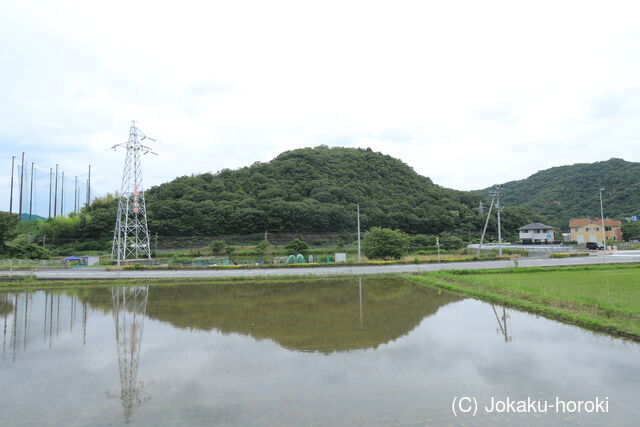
[518, 222, 554, 231]
[569, 218, 622, 227]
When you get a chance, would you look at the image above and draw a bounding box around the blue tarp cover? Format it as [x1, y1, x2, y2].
[62, 256, 83, 261]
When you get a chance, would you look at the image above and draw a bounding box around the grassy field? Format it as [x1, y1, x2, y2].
[408, 265, 640, 340]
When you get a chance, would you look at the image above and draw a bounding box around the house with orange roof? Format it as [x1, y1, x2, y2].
[568, 218, 622, 244]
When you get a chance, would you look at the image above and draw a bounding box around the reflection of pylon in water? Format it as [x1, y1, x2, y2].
[491, 305, 512, 342]
[110, 287, 149, 423]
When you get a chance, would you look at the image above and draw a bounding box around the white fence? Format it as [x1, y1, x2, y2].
[467, 243, 575, 254]
[0, 259, 65, 269]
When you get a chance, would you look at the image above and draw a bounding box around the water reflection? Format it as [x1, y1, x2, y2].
[1, 291, 88, 361]
[3, 278, 640, 426]
[78, 277, 461, 353]
[108, 287, 149, 423]
[491, 305, 513, 342]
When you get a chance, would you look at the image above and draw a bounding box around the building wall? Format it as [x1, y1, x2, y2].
[570, 222, 622, 243]
[519, 230, 554, 243]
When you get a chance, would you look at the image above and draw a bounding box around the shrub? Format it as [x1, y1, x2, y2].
[362, 227, 410, 260]
[439, 235, 464, 250]
[285, 238, 309, 254]
[209, 240, 227, 255]
[5, 242, 51, 260]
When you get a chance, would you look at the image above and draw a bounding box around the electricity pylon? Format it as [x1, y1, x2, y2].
[110, 286, 149, 423]
[111, 122, 157, 266]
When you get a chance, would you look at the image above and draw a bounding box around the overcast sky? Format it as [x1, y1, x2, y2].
[1, 0, 639, 211]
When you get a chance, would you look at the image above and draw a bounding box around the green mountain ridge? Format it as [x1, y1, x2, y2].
[143, 146, 488, 237]
[23, 146, 548, 245]
[475, 158, 640, 229]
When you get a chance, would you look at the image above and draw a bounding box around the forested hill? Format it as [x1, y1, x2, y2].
[144, 146, 486, 236]
[475, 158, 640, 228]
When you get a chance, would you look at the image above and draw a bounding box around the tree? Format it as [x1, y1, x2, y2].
[439, 234, 464, 250]
[224, 245, 235, 257]
[209, 240, 227, 255]
[285, 238, 309, 254]
[0, 212, 19, 253]
[622, 221, 640, 241]
[6, 242, 51, 259]
[362, 227, 410, 260]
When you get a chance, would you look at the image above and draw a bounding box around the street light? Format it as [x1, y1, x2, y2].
[599, 188, 606, 250]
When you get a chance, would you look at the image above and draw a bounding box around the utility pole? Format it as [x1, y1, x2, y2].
[86, 164, 91, 206]
[9, 156, 15, 214]
[599, 188, 607, 251]
[111, 122, 157, 265]
[495, 185, 503, 256]
[477, 197, 495, 256]
[29, 162, 34, 220]
[53, 164, 58, 217]
[18, 152, 25, 220]
[357, 204, 361, 263]
[48, 168, 53, 218]
[74, 176, 78, 213]
[60, 171, 64, 216]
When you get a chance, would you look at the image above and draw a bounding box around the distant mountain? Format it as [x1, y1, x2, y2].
[475, 158, 640, 229]
[19, 213, 46, 221]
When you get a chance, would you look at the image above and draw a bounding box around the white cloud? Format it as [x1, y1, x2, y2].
[1, 0, 640, 213]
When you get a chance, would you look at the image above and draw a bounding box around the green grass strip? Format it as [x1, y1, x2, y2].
[408, 267, 640, 341]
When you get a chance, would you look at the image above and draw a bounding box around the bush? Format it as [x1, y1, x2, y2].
[362, 227, 410, 260]
[439, 235, 465, 250]
[285, 238, 309, 254]
[256, 240, 270, 251]
[5, 242, 51, 260]
[209, 240, 227, 255]
[410, 234, 436, 247]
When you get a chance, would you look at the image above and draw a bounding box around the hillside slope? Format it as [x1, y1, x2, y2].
[46, 146, 545, 245]
[145, 146, 484, 236]
[475, 158, 640, 228]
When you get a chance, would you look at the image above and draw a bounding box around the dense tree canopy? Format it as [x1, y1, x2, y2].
[475, 158, 640, 229]
[144, 146, 488, 236]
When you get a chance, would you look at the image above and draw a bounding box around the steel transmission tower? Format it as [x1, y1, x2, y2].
[111, 122, 157, 265]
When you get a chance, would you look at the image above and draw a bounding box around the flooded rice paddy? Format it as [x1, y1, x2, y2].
[1, 277, 639, 426]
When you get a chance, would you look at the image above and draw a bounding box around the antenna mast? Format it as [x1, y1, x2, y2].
[111, 121, 157, 266]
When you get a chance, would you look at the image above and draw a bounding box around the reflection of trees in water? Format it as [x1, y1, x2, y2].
[107, 286, 149, 423]
[0, 294, 13, 316]
[80, 277, 461, 353]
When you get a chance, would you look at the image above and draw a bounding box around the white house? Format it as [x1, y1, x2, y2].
[518, 223, 555, 244]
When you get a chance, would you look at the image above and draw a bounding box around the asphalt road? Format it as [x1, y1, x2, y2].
[5, 251, 640, 280]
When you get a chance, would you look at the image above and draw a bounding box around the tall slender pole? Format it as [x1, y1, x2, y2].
[477, 197, 495, 256]
[48, 168, 53, 218]
[9, 156, 15, 214]
[599, 188, 607, 250]
[496, 191, 503, 256]
[357, 204, 361, 263]
[18, 152, 25, 220]
[74, 176, 78, 213]
[61, 171, 65, 216]
[53, 164, 58, 217]
[86, 164, 91, 206]
[29, 162, 34, 220]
